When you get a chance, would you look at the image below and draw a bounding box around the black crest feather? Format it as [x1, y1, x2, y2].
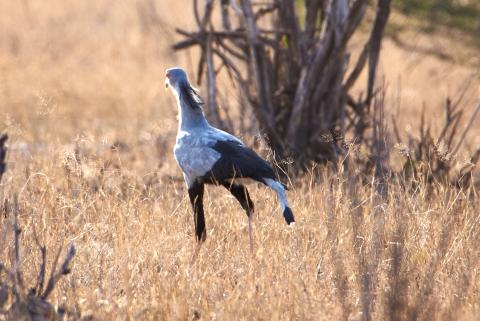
[179, 80, 204, 110]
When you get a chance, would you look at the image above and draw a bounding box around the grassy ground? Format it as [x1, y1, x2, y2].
[1, 1, 479, 320]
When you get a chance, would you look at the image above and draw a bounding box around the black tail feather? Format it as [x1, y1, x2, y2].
[283, 207, 295, 225]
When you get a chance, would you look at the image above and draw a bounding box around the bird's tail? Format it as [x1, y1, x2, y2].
[263, 178, 295, 225]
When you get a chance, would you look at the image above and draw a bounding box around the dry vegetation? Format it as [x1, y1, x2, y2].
[1, 1, 479, 320]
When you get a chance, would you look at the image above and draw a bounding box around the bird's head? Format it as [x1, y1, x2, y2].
[165, 67, 187, 90]
[165, 67, 203, 110]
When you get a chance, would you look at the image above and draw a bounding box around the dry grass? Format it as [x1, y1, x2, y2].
[1, 1, 480, 320]
[1, 149, 479, 320]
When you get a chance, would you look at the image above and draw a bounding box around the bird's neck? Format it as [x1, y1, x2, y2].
[177, 96, 209, 131]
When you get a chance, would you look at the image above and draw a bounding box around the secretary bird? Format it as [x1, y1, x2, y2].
[165, 67, 294, 255]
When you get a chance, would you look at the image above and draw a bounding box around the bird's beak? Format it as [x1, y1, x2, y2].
[165, 71, 171, 89]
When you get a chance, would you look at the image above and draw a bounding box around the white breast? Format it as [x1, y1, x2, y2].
[174, 130, 221, 186]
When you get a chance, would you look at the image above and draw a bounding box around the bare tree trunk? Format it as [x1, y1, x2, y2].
[174, 0, 392, 170]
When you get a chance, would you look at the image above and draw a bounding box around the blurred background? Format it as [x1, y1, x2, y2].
[0, 0, 478, 147]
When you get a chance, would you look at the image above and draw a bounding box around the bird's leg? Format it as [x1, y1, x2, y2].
[188, 182, 206, 265]
[247, 208, 254, 256]
[221, 182, 255, 256]
[191, 242, 202, 266]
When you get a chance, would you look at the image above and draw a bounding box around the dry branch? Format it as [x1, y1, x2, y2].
[0, 134, 7, 183]
[0, 194, 78, 320]
[393, 98, 480, 188]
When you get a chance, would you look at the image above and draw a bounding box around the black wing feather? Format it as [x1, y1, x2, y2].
[205, 140, 275, 183]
